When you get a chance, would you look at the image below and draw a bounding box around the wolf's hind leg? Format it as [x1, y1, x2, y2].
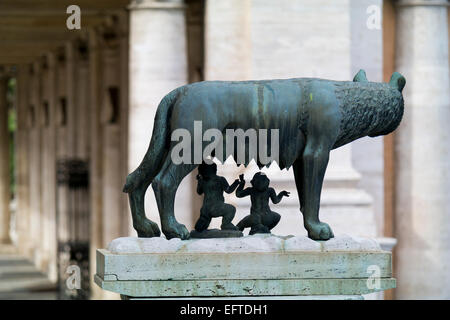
[128, 174, 161, 238]
[152, 159, 198, 240]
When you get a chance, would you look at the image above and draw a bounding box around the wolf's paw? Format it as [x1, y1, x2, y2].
[305, 221, 334, 241]
[134, 218, 161, 238]
[163, 220, 190, 240]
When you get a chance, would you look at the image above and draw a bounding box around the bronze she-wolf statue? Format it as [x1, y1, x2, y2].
[123, 69, 405, 241]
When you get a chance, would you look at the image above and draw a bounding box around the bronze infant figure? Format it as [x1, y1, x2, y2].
[123, 69, 405, 241]
[236, 172, 289, 235]
[194, 163, 240, 233]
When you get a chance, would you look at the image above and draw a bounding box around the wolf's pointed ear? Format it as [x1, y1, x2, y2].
[353, 69, 368, 82]
[389, 72, 406, 92]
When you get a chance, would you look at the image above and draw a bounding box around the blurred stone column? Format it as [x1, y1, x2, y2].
[29, 62, 42, 267]
[15, 65, 31, 255]
[0, 75, 10, 243]
[119, 12, 131, 236]
[204, 0, 252, 80]
[65, 42, 77, 159]
[40, 54, 57, 281]
[394, 0, 450, 299]
[88, 28, 104, 300]
[128, 0, 192, 231]
[101, 45, 126, 245]
[47, 53, 58, 281]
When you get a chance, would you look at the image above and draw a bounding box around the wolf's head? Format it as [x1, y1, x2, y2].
[367, 71, 406, 137]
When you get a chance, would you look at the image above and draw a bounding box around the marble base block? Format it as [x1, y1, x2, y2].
[94, 234, 395, 299]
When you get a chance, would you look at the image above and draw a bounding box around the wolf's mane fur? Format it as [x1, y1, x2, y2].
[333, 82, 404, 148]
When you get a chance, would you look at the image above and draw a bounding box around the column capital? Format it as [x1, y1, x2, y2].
[128, 0, 186, 10]
[396, 0, 450, 7]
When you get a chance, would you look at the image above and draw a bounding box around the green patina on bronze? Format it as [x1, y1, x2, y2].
[123, 69, 405, 241]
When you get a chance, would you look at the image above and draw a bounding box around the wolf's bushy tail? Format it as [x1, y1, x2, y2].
[123, 88, 180, 193]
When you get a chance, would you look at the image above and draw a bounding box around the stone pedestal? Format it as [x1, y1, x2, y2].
[95, 235, 395, 299]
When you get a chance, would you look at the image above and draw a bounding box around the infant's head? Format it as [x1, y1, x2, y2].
[251, 172, 269, 191]
[198, 163, 217, 178]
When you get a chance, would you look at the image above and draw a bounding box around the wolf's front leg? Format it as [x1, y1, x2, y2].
[294, 147, 334, 241]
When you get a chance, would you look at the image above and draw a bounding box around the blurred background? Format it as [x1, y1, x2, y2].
[0, 0, 448, 300]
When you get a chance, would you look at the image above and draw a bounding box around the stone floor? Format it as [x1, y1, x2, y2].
[0, 244, 57, 300]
